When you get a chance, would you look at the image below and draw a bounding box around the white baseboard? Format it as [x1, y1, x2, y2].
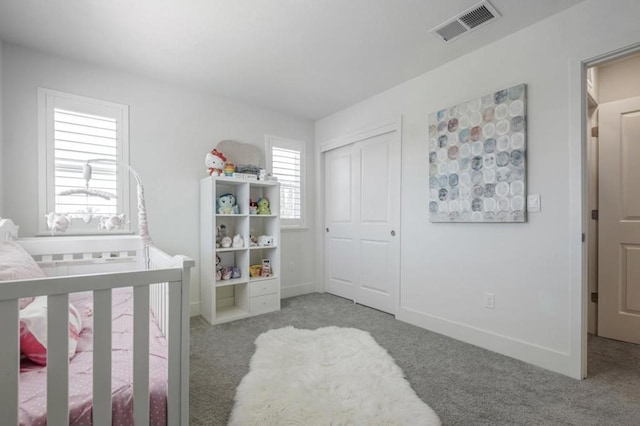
[190, 301, 201, 317]
[281, 282, 316, 299]
[397, 306, 577, 379]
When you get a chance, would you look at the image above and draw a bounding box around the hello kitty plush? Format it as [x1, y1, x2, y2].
[205, 149, 226, 176]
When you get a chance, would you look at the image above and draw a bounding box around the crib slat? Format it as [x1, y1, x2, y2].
[0, 300, 19, 426]
[48, 293, 69, 425]
[93, 289, 112, 426]
[167, 282, 183, 425]
[133, 285, 150, 426]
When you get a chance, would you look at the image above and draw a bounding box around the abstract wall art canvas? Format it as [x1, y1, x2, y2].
[428, 84, 527, 223]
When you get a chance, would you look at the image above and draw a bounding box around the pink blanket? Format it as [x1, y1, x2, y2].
[19, 288, 168, 426]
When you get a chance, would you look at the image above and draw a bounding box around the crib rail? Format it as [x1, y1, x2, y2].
[148, 246, 193, 424]
[0, 258, 193, 425]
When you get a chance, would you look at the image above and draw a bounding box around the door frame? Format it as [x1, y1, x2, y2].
[315, 118, 403, 314]
[571, 41, 640, 379]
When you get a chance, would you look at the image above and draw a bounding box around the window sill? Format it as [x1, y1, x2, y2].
[36, 231, 135, 237]
[281, 226, 309, 232]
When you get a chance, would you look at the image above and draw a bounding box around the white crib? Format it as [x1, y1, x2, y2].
[0, 218, 194, 425]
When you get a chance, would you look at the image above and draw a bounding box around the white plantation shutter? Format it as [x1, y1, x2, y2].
[39, 89, 130, 234]
[272, 147, 301, 219]
[54, 109, 119, 215]
[266, 135, 306, 228]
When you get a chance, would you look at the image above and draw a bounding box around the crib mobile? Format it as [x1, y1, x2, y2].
[46, 159, 152, 247]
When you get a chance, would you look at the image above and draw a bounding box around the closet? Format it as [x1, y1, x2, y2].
[322, 122, 401, 315]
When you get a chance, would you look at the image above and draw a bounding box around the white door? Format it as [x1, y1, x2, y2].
[324, 144, 357, 302]
[324, 128, 400, 315]
[598, 96, 640, 344]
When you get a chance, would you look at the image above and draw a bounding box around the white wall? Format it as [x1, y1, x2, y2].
[1, 43, 317, 313]
[0, 41, 3, 216]
[315, 0, 640, 378]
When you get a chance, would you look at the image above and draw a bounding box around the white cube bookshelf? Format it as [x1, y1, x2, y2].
[200, 176, 281, 324]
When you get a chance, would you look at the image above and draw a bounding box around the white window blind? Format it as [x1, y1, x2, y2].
[272, 146, 302, 219]
[54, 108, 119, 215]
[266, 135, 306, 228]
[39, 88, 130, 234]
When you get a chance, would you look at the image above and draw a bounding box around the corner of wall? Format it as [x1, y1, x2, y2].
[0, 40, 4, 216]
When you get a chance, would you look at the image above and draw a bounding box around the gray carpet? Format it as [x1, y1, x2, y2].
[190, 293, 640, 425]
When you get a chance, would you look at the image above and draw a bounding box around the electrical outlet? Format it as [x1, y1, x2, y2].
[484, 292, 495, 309]
[289, 261, 295, 272]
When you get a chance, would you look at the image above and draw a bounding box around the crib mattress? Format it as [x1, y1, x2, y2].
[19, 288, 168, 426]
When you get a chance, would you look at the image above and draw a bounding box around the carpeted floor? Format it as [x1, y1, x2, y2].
[190, 293, 640, 425]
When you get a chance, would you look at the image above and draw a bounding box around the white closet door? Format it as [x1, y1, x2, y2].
[324, 144, 358, 301]
[324, 128, 400, 315]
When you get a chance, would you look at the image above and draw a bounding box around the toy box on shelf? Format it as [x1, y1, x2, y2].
[200, 175, 281, 324]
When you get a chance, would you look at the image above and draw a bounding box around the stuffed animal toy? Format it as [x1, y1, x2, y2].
[98, 214, 127, 231]
[221, 267, 232, 280]
[257, 197, 270, 215]
[216, 224, 227, 248]
[232, 234, 244, 248]
[231, 267, 241, 279]
[216, 255, 222, 281]
[249, 199, 258, 215]
[217, 193, 238, 214]
[221, 236, 232, 248]
[45, 212, 71, 235]
[205, 149, 226, 176]
[257, 235, 273, 247]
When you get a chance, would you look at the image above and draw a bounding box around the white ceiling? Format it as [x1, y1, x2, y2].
[0, 0, 584, 120]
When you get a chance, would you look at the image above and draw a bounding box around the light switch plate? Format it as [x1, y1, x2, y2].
[527, 194, 541, 212]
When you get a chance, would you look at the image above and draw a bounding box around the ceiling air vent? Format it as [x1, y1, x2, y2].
[430, 1, 501, 42]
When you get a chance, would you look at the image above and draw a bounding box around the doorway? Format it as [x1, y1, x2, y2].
[321, 121, 401, 315]
[586, 52, 640, 351]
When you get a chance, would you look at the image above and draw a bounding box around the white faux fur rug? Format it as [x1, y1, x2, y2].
[229, 326, 441, 425]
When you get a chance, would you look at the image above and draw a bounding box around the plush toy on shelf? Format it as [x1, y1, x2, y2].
[231, 267, 241, 279]
[216, 255, 222, 281]
[232, 234, 244, 248]
[221, 266, 232, 280]
[216, 224, 227, 248]
[257, 197, 270, 215]
[257, 235, 274, 247]
[249, 231, 258, 247]
[249, 199, 258, 215]
[205, 149, 227, 176]
[220, 236, 232, 248]
[217, 193, 239, 215]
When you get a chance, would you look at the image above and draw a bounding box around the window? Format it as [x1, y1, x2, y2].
[266, 135, 306, 228]
[38, 88, 130, 234]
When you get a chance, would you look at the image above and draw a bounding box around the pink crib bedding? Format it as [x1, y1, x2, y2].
[18, 288, 168, 426]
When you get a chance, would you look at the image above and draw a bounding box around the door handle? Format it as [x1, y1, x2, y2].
[390, 230, 396, 236]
